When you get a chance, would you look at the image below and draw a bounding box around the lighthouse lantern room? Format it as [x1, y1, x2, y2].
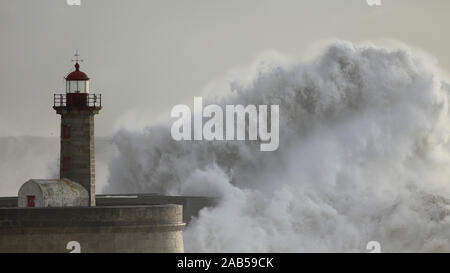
[66, 62, 90, 93]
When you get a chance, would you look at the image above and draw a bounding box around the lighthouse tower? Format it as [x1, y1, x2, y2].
[53, 53, 102, 206]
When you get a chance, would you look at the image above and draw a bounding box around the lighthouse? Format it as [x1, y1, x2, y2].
[53, 53, 102, 206]
[4, 53, 189, 253]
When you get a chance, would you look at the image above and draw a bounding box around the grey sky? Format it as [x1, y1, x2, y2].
[1, 0, 449, 136]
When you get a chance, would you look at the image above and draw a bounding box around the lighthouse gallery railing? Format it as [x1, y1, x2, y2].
[53, 93, 102, 108]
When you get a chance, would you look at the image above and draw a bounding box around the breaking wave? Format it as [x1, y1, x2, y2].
[106, 41, 450, 252]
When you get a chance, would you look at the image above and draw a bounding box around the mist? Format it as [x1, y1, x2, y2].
[0, 137, 114, 196]
[111, 41, 450, 251]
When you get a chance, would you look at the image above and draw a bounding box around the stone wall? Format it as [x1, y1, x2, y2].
[0, 194, 217, 225]
[57, 108, 99, 206]
[0, 205, 184, 253]
[96, 194, 217, 224]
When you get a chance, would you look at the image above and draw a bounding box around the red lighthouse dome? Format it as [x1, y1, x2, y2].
[65, 61, 90, 93]
[66, 62, 89, 81]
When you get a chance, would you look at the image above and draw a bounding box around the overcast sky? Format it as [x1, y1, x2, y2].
[0, 0, 449, 137]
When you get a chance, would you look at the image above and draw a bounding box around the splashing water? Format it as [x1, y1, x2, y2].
[106, 41, 450, 252]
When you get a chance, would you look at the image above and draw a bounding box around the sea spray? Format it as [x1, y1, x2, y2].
[106, 41, 450, 252]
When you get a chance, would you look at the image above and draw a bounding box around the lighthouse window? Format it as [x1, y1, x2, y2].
[62, 124, 71, 139]
[79, 81, 86, 92]
[67, 80, 87, 93]
[62, 156, 71, 172]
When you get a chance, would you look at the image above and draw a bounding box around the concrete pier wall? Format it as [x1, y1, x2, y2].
[96, 194, 216, 224]
[0, 205, 184, 253]
[0, 194, 216, 225]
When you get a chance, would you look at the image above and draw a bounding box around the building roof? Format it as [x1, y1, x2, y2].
[66, 62, 89, 81]
[22, 178, 87, 193]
